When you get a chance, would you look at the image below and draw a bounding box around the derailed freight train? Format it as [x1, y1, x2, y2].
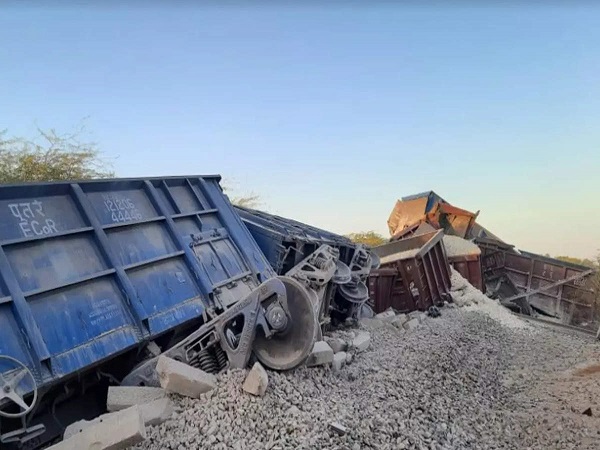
[235, 206, 380, 325]
[0, 176, 336, 449]
[384, 190, 599, 333]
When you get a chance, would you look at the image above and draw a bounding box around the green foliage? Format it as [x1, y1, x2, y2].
[554, 255, 598, 268]
[0, 126, 113, 184]
[346, 231, 388, 247]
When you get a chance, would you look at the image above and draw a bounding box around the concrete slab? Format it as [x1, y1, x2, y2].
[107, 386, 166, 412]
[375, 310, 396, 322]
[358, 318, 386, 329]
[403, 318, 420, 331]
[332, 352, 347, 372]
[56, 405, 146, 450]
[326, 337, 348, 354]
[242, 362, 269, 397]
[306, 341, 334, 367]
[156, 356, 217, 398]
[352, 332, 371, 352]
[407, 311, 422, 321]
[391, 314, 408, 329]
[139, 397, 173, 426]
[329, 422, 348, 436]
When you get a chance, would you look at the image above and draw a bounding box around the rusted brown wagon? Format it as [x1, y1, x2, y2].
[370, 230, 451, 313]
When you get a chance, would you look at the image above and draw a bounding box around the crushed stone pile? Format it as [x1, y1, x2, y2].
[449, 267, 528, 329]
[134, 306, 600, 450]
[442, 235, 481, 257]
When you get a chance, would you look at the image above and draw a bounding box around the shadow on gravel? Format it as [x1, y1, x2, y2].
[573, 363, 600, 377]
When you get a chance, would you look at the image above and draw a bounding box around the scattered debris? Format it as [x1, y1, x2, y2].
[375, 309, 397, 322]
[306, 341, 334, 367]
[107, 386, 167, 412]
[391, 313, 408, 329]
[55, 405, 146, 450]
[428, 306, 442, 318]
[450, 268, 528, 330]
[145, 342, 162, 358]
[328, 422, 348, 436]
[351, 332, 371, 352]
[156, 356, 217, 398]
[443, 235, 484, 291]
[407, 311, 422, 321]
[358, 317, 387, 329]
[326, 337, 348, 354]
[132, 308, 600, 450]
[332, 352, 347, 372]
[403, 318, 420, 331]
[242, 362, 269, 397]
[137, 398, 174, 427]
[97, 390, 174, 428]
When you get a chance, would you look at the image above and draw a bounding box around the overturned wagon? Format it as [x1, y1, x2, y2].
[443, 235, 484, 292]
[370, 230, 452, 314]
[0, 176, 319, 449]
[235, 206, 379, 324]
[478, 238, 598, 331]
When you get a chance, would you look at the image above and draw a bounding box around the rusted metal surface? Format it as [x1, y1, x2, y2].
[441, 234, 484, 292]
[387, 190, 598, 334]
[503, 269, 594, 303]
[394, 228, 484, 292]
[387, 197, 429, 236]
[477, 238, 598, 331]
[468, 221, 504, 242]
[368, 268, 397, 313]
[371, 230, 452, 313]
[448, 254, 485, 292]
[391, 221, 436, 240]
[387, 191, 478, 239]
[428, 203, 479, 238]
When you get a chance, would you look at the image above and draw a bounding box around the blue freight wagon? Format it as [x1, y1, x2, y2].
[234, 206, 379, 323]
[0, 176, 275, 448]
[235, 205, 359, 273]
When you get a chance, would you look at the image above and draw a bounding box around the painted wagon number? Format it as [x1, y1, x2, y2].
[9, 201, 58, 238]
[542, 264, 555, 279]
[103, 197, 142, 223]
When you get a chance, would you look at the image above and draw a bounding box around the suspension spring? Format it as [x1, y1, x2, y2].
[214, 346, 228, 371]
[313, 254, 333, 270]
[191, 348, 219, 374]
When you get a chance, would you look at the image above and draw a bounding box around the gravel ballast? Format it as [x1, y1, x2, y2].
[450, 268, 528, 329]
[442, 235, 481, 257]
[135, 296, 600, 449]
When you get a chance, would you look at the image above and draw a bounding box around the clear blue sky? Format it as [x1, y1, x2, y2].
[1, 4, 599, 258]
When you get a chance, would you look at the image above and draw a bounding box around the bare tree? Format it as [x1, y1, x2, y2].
[221, 179, 261, 208]
[0, 124, 113, 183]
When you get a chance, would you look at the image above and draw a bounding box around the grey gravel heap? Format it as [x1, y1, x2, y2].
[135, 309, 600, 450]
